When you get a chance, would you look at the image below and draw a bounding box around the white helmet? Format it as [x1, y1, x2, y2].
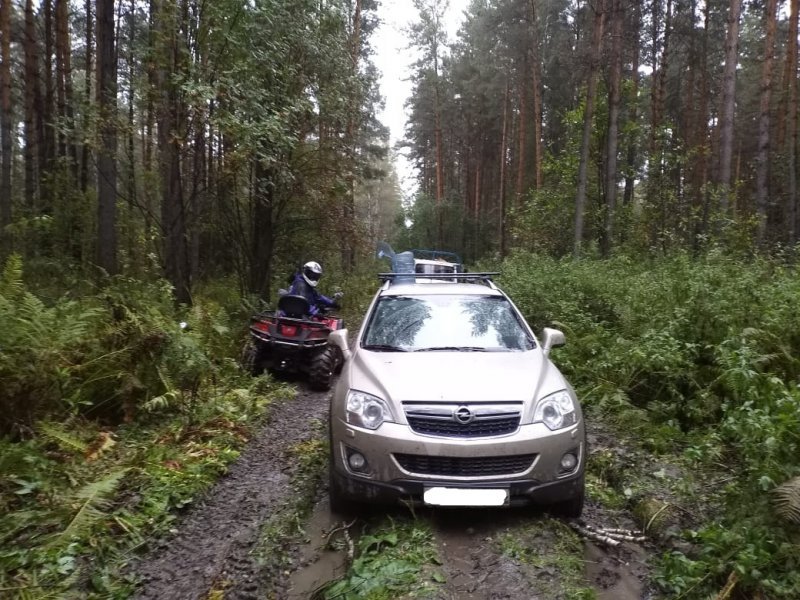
[302, 261, 323, 287]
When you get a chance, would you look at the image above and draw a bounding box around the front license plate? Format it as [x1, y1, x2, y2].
[423, 487, 508, 507]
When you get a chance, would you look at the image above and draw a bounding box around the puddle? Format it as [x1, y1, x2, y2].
[286, 498, 351, 599]
[583, 540, 649, 599]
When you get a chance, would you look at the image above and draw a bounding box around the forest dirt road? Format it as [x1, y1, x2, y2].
[130, 382, 654, 599]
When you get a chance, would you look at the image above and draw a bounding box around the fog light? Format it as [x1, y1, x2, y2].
[348, 452, 367, 472]
[560, 452, 578, 472]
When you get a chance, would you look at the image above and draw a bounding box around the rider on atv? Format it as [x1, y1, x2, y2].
[285, 261, 341, 317]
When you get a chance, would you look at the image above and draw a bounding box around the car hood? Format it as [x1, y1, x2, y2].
[349, 349, 567, 403]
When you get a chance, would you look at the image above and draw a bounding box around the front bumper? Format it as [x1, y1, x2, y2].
[330, 417, 585, 507]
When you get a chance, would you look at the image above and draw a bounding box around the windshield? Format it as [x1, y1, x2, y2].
[362, 295, 535, 352]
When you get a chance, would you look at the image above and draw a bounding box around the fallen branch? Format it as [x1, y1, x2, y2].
[716, 571, 738, 600]
[569, 522, 621, 547]
[570, 521, 648, 546]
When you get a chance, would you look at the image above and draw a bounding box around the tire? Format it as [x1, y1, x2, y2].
[328, 463, 350, 515]
[241, 341, 266, 376]
[551, 478, 585, 519]
[309, 345, 337, 391]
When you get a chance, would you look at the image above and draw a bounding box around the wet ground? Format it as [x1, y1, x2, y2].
[129, 381, 656, 599]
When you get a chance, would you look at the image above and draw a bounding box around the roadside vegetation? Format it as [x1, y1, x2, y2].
[499, 250, 800, 598]
[0, 255, 296, 598]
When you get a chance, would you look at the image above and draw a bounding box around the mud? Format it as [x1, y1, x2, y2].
[130, 385, 330, 600]
[129, 380, 658, 600]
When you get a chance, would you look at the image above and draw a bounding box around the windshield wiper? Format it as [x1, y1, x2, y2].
[413, 346, 487, 352]
[362, 344, 408, 352]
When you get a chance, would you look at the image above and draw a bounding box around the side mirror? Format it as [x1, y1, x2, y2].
[541, 327, 566, 356]
[329, 330, 351, 362]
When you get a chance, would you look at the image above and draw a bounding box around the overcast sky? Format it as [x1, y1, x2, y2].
[372, 1, 469, 199]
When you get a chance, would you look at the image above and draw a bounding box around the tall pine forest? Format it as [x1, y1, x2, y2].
[2, 0, 800, 599]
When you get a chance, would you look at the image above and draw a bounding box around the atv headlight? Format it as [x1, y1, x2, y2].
[346, 390, 394, 430]
[533, 390, 577, 431]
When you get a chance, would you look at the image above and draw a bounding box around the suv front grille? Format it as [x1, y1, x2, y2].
[404, 403, 522, 438]
[394, 453, 536, 477]
[407, 415, 520, 437]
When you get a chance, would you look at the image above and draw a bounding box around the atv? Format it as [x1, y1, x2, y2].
[242, 294, 345, 391]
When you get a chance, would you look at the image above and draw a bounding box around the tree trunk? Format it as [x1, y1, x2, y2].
[96, 0, 118, 275]
[515, 76, 526, 206]
[786, 0, 799, 244]
[250, 162, 274, 300]
[755, 0, 778, 245]
[623, 0, 640, 208]
[43, 0, 55, 174]
[0, 0, 12, 238]
[80, 0, 92, 192]
[342, 0, 361, 271]
[55, 0, 77, 178]
[526, 0, 543, 189]
[499, 80, 509, 257]
[157, 0, 190, 304]
[602, 0, 624, 257]
[574, 0, 605, 258]
[23, 0, 42, 209]
[716, 0, 742, 215]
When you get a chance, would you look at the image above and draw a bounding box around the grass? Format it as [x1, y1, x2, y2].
[319, 516, 444, 600]
[498, 517, 596, 599]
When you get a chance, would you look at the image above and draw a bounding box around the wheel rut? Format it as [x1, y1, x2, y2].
[130, 386, 329, 600]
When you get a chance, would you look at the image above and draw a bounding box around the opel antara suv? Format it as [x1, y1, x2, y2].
[327, 273, 585, 517]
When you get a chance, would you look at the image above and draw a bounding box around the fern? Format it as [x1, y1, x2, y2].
[49, 469, 128, 549]
[0, 253, 24, 299]
[772, 476, 800, 525]
[38, 422, 88, 454]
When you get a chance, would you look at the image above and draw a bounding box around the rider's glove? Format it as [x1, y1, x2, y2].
[334, 291, 344, 299]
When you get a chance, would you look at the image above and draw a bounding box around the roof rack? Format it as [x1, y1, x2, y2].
[378, 272, 499, 285]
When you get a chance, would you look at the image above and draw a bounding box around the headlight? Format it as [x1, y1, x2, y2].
[346, 390, 394, 430]
[533, 390, 577, 431]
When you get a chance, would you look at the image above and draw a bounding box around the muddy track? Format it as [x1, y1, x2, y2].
[131, 385, 330, 600]
[131, 382, 656, 600]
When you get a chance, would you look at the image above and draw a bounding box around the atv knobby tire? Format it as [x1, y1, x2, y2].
[241, 341, 267, 376]
[309, 346, 337, 391]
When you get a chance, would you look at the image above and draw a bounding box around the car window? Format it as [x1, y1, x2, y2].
[362, 294, 535, 351]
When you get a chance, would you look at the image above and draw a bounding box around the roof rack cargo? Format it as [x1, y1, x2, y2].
[378, 272, 499, 284]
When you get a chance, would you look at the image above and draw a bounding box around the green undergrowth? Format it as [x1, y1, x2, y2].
[498, 250, 800, 598]
[0, 255, 295, 598]
[319, 516, 443, 600]
[499, 517, 595, 599]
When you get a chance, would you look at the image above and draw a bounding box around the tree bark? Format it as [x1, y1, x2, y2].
[80, 0, 92, 192]
[623, 0, 640, 208]
[342, 0, 361, 271]
[716, 0, 742, 215]
[755, 0, 778, 245]
[526, 0, 543, 189]
[0, 0, 12, 237]
[786, 0, 799, 244]
[23, 0, 43, 209]
[96, 0, 118, 275]
[55, 0, 77, 177]
[602, 0, 624, 257]
[515, 76, 526, 206]
[574, 0, 605, 258]
[499, 80, 509, 257]
[156, 0, 191, 304]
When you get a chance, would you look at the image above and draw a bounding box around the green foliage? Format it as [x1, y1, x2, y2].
[322, 518, 442, 599]
[0, 261, 297, 597]
[498, 250, 800, 597]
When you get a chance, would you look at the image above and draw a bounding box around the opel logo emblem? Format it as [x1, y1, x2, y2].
[454, 406, 474, 425]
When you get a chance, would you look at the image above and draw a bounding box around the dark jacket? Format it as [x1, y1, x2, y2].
[287, 273, 335, 316]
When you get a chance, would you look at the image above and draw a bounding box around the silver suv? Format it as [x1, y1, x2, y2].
[328, 273, 585, 517]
